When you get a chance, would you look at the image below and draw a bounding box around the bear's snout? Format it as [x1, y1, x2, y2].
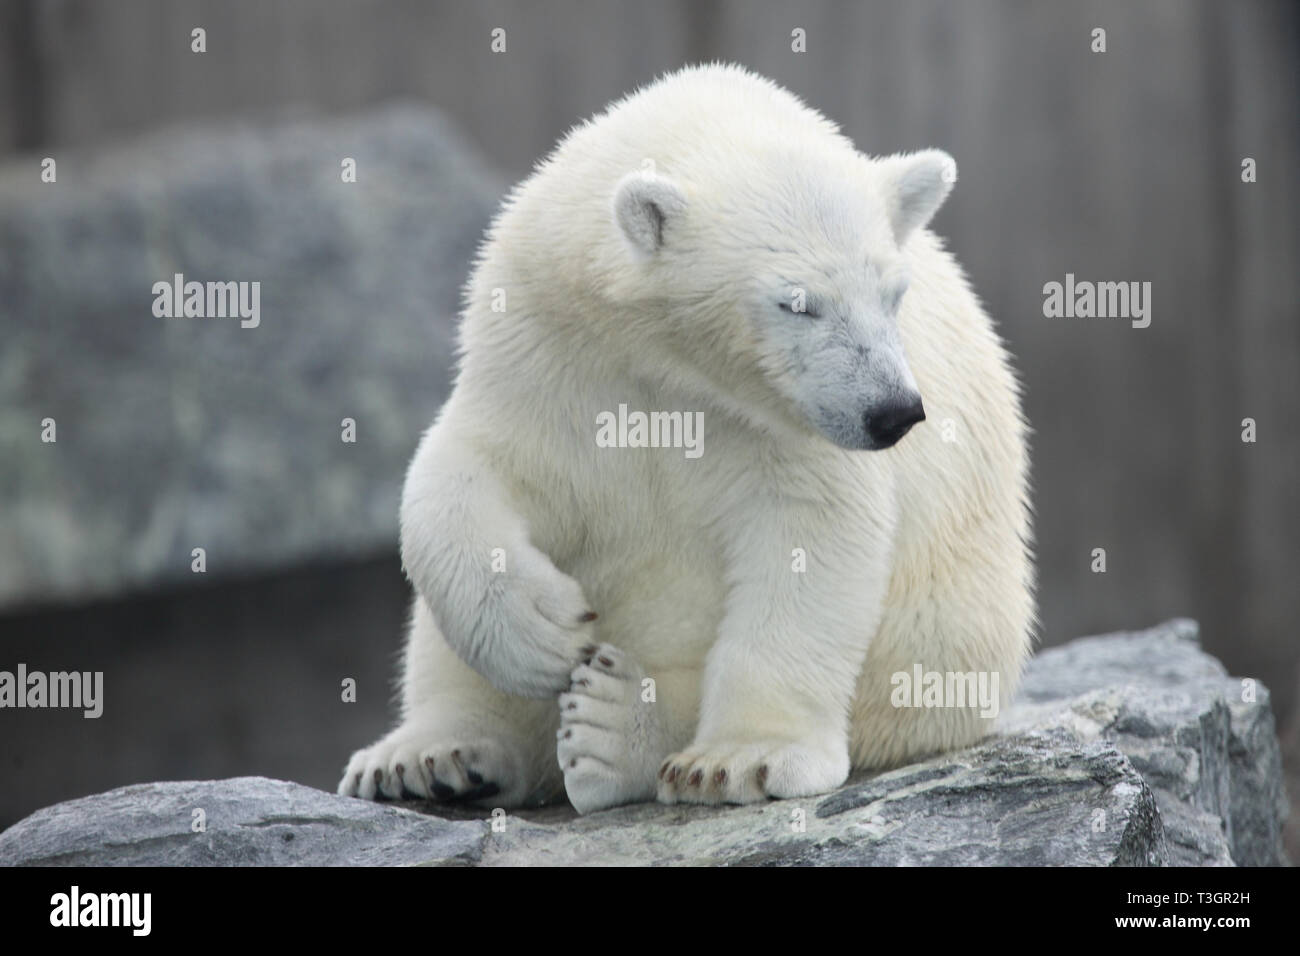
[865, 395, 925, 449]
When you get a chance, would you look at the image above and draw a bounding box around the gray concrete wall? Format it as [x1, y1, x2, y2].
[4, 0, 1294, 702]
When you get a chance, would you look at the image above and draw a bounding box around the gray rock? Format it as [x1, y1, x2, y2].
[0, 106, 503, 609]
[472, 729, 1166, 866]
[0, 621, 1288, 866]
[0, 776, 485, 866]
[1005, 618, 1289, 866]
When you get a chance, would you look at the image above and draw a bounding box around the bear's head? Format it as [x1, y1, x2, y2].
[610, 147, 955, 452]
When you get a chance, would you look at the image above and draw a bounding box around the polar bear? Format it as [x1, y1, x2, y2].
[339, 64, 1035, 814]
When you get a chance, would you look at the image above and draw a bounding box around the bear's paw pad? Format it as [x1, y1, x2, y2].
[557, 643, 662, 814]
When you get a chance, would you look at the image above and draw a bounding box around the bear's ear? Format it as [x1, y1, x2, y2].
[875, 149, 956, 245]
[613, 170, 687, 258]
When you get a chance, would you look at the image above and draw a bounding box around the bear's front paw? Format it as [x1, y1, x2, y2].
[656, 738, 849, 806]
[338, 726, 527, 806]
[460, 547, 598, 699]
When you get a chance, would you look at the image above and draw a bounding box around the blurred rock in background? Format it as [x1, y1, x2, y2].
[0, 103, 503, 830]
[0, 105, 501, 605]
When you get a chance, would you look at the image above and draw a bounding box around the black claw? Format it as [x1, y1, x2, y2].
[453, 781, 501, 804]
[467, 770, 484, 786]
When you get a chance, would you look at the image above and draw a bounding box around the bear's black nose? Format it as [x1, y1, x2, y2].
[866, 396, 926, 448]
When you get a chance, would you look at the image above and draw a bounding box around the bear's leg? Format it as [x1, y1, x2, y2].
[338, 598, 562, 807]
[653, 502, 890, 805]
[399, 424, 599, 698]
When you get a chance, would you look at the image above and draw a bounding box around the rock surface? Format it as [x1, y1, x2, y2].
[0, 620, 1288, 866]
[0, 105, 501, 609]
[1004, 618, 1289, 866]
[0, 776, 485, 867]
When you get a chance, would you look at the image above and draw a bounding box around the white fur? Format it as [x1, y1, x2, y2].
[339, 64, 1035, 812]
